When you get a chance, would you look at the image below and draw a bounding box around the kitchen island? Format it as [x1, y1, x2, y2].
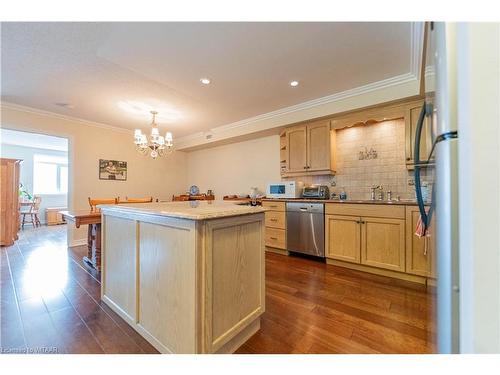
[99, 201, 266, 354]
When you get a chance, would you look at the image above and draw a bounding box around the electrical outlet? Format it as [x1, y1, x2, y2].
[407, 178, 415, 186]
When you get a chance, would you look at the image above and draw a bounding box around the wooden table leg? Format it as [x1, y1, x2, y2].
[94, 223, 101, 272]
[83, 223, 101, 272]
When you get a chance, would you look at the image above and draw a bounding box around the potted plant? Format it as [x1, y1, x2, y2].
[19, 183, 33, 202]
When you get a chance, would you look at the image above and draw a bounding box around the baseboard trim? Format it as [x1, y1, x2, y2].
[326, 258, 427, 285]
[265, 247, 289, 256]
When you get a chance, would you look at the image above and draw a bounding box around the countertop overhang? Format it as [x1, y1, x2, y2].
[98, 200, 267, 220]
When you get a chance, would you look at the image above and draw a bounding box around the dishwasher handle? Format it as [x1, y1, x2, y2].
[286, 202, 324, 213]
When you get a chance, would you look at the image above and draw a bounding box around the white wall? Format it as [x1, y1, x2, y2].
[1, 104, 188, 246]
[457, 22, 500, 353]
[0, 143, 68, 224]
[186, 135, 281, 199]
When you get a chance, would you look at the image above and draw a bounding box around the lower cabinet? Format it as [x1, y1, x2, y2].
[325, 215, 360, 263]
[263, 201, 287, 251]
[325, 214, 405, 272]
[405, 206, 436, 278]
[325, 203, 438, 284]
[361, 217, 406, 272]
[265, 227, 286, 249]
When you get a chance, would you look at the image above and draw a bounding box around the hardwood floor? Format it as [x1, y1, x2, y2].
[1, 225, 436, 354]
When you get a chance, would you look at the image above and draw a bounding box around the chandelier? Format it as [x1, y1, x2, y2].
[134, 111, 173, 159]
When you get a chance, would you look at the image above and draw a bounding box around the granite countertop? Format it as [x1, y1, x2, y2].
[262, 198, 421, 206]
[98, 201, 267, 220]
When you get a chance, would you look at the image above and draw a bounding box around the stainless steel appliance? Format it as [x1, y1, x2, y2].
[286, 202, 324, 257]
[266, 181, 303, 199]
[302, 185, 330, 199]
[414, 22, 459, 353]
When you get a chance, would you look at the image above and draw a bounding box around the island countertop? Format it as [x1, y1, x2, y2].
[98, 200, 267, 220]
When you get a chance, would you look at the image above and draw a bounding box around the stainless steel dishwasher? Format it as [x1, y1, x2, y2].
[286, 202, 325, 257]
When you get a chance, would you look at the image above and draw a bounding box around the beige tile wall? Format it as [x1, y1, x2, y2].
[286, 119, 433, 200]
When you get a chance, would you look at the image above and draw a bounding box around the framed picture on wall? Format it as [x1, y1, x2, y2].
[99, 159, 127, 181]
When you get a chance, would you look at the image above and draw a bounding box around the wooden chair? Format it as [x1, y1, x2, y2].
[88, 197, 118, 212]
[172, 194, 190, 201]
[119, 196, 153, 204]
[20, 196, 42, 229]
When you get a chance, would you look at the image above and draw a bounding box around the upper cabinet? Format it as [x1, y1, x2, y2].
[405, 100, 435, 169]
[279, 98, 435, 177]
[285, 125, 308, 173]
[282, 119, 336, 177]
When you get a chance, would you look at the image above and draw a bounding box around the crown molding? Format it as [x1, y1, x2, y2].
[1, 101, 133, 135]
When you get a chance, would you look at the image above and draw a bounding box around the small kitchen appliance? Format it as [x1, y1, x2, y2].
[302, 185, 330, 200]
[266, 181, 303, 199]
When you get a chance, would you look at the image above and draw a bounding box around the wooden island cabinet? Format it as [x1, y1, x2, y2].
[99, 201, 266, 354]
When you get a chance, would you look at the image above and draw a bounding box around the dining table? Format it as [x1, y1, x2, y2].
[59, 210, 102, 272]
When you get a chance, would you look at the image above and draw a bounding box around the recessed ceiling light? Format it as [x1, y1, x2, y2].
[200, 78, 211, 85]
[290, 80, 299, 87]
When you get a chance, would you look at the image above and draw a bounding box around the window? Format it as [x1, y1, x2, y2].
[33, 154, 68, 195]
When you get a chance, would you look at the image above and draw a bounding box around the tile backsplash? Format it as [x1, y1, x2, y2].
[285, 119, 433, 200]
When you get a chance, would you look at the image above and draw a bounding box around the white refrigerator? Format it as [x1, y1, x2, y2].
[414, 22, 460, 353]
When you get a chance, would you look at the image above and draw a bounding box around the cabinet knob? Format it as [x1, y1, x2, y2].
[406, 157, 411, 161]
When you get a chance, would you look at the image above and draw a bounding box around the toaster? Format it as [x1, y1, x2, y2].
[302, 185, 330, 199]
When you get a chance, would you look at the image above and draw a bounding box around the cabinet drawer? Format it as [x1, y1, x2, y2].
[265, 227, 286, 249]
[325, 203, 405, 219]
[262, 201, 286, 212]
[265, 211, 286, 229]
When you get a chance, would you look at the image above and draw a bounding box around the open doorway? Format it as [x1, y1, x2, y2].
[0, 128, 69, 229]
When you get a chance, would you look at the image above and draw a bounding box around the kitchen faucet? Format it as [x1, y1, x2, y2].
[371, 185, 384, 201]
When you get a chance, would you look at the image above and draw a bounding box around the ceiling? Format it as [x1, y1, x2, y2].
[0, 128, 68, 151]
[1, 22, 416, 139]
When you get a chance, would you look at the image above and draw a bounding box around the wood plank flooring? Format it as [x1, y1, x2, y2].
[1, 225, 436, 354]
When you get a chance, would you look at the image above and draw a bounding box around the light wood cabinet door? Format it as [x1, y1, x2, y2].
[405, 206, 436, 277]
[262, 201, 286, 212]
[405, 101, 434, 168]
[361, 217, 405, 272]
[325, 214, 361, 263]
[265, 227, 286, 250]
[102, 215, 137, 322]
[286, 125, 307, 173]
[306, 120, 331, 171]
[265, 210, 286, 229]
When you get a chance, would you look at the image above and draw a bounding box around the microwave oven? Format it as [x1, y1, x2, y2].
[266, 181, 303, 199]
